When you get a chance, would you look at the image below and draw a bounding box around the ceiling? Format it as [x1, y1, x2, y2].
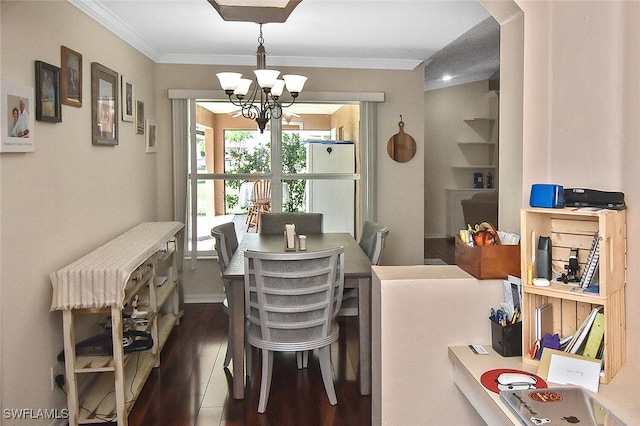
[69, 0, 500, 92]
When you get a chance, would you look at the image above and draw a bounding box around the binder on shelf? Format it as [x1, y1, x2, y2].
[583, 312, 605, 359]
[580, 232, 600, 288]
[566, 306, 603, 354]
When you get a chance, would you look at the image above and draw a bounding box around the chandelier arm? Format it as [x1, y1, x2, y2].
[276, 97, 298, 109]
[241, 103, 261, 121]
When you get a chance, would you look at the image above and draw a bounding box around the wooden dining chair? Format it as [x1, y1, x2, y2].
[339, 221, 389, 317]
[246, 179, 271, 232]
[210, 222, 239, 368]
[243, 247, 345, 413]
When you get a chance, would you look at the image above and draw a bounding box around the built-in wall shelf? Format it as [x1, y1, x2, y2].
[457, 141, 496, 146]
[451, 110, 498, 190]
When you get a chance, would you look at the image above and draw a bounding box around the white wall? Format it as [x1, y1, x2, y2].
[0, 2, 158, 421]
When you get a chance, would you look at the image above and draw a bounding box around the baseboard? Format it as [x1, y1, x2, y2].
[424, 233, 451, 239]
[184, 295, 225, 304]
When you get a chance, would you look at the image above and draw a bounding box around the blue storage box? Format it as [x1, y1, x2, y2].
[530, 184, 565, 208]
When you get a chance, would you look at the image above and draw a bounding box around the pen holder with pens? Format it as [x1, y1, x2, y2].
[490, 319, 522, 357]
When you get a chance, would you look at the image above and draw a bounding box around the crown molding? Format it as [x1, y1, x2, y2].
[68, 0, 422, 71]
[157, 54, 422, 71]
[68, 0, 162, 62]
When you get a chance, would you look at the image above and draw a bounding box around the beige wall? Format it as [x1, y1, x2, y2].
[516, 0, 640, 360]
[425, 80, 499, 237]
[1, 1, 158, 417]
[1, 0, 639, 420]
[156, 63, 426, 269]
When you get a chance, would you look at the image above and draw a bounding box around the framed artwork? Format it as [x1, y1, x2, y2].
[35, 61, 62, 123]
[135, 100, 145, 135]
[1, 81, 35, 152]
[145, 119, 157, 153]
[91, 62, 118, 146]
[60, 46, 82, 107]
[121, 76, 134, 122]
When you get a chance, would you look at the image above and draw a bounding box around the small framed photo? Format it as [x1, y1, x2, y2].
[60, 46, 82, 107]
[35, 61, 62, 123]
[145, 119, 157, 153]
[121, 76, 134, 122]
[1, 81, 35, 152]
[135, 100, 145, 135]
[91, 62, 118, 146]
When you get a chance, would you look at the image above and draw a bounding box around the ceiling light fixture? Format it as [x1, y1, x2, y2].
[216, 24, 307, 133]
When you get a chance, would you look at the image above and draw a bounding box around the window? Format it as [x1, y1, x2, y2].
[175, 97, 377, 261]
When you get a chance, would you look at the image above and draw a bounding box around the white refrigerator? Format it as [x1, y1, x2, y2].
[306, 142, 355, 235]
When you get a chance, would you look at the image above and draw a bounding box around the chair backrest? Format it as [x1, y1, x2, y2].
[211, 222, 239, 272]
[243, 247, 345, 343]
[359, 221, 389, 265]
[252, 179, 271, 203]
[259, 212, 324, 235]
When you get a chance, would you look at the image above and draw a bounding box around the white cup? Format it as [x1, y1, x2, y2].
[298, 235, 307, 251]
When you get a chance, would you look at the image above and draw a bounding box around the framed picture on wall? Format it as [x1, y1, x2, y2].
[35, 61, 62, 123]
[60, 46, 82, 107]
[1, 80, 35, 152]
[136, 100, 145, 135]
[145, 119, 156, 153]
[121, 76, 134, 122]
[91, 62, 118, 146]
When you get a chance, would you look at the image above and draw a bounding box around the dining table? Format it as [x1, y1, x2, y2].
[222, 232, 373, 399]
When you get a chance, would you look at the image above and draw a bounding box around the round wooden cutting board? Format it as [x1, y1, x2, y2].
[387, 119, 416, 162]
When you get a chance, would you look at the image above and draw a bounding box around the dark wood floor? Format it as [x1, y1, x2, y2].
[100, 238, 452, 425]
[121, 303, 370, 425]
[424, 237, 456, 265]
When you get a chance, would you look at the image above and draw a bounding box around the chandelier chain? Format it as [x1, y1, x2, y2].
[258, 23, 264, 45]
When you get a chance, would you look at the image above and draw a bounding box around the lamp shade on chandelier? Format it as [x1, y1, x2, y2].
[216, 24, 307, 133]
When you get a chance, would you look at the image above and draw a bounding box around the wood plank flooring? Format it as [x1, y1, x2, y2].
[424, 237, 456, 265]
[121, 303, 370, 425]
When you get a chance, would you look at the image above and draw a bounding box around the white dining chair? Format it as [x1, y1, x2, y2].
[210, 222, 239, 368]
[243, 247, 345, 413]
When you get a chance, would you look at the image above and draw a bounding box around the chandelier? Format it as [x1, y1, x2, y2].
[216, 24, 307, 133]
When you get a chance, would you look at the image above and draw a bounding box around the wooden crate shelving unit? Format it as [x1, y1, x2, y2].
[520, 208, 626, 383]
[52, 222, 184, 425]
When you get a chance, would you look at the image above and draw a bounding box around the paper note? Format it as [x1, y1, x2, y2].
[546, 352, 602, 392]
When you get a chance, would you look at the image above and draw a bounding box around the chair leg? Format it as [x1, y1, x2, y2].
[296, 351, 309, 369]
[245, 341, 252, 381]
[318, 346, 337, 405]
[258, 349, 274, 413]
[223, 322, 232, 368]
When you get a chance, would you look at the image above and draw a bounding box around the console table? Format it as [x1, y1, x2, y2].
[51, 222, 184, 425]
